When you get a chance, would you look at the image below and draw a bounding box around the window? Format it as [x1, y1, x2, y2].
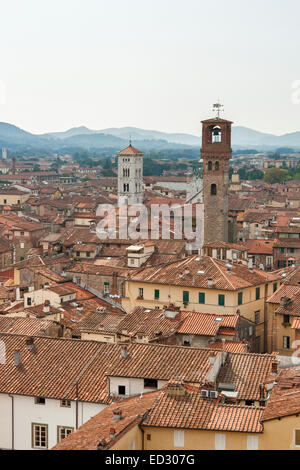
[3, 199, 6, 204]
[290, 248, 295, 254]
[218, 294, 225, 306]
[32, 424, 48, 449]
[86, 252, 91, 258]
[183, 291, 189, 303]
[57, 426, 74, 443]
[144, 378, 158, 389]
[138, 288, 144, 298]
[255, 287, 260, 300]
[20, 231, 24, 236]
[295, 430, 300, 447]
[118, 385, 126, 395]
[273, 283, 278, 293]
[199, 292, 205, 304]
[104, 282, 110, 294]
[245, 400, 254, 406]
[215, 161, 219, 171]
[283, 314, 290, 324]
[238, 292, 243, 305]
[215, 433, 226, 450]
[60, 399, 71, 408]
[208, 161, 213, 171]
[26, 297, 32, 306]
[280, 248, 285, 254]
[211, 184, 217, 196]
[154, 289, 160, 300]
[20, 242, 24, 249]
[283, 336, 290, 349]
[255, 310, 260, 324]
[247, 435, 258, 450]
[34, 397, 45, 405]
[174, 430, 184, 448]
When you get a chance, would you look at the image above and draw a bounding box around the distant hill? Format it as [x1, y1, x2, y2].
[0, 121, 299, 153]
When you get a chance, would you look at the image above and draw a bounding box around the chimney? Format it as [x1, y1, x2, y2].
[13, 349, 21, 366]
[184, 269, 190, 276]
[208, 278, 213, 287]
[97, 439, 108, 450]
[165, 380, 186, 397]
[280, 297, 289, 308]
[16, 287, 21, 301]
[259, 383, 266, 402]
[121, 345, 129, 359]
[209, 352, 216, 365]
[43, 300, 50, 314]
[25, 337, 34, 350]
[109, 428, 116, 440]
[272, 360, 279, 374]
[113, 408, 123, 422]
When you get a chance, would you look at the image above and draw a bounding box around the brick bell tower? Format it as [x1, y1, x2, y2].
[201, 104, 233, 243]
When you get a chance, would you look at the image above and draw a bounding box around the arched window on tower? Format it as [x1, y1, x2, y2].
[208, 161, 213, 171]
[212, 126, 221, 143]
[211, 184, 217, 196]
[215, 161, 219, 171]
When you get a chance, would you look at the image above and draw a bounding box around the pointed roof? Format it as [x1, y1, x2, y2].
[117, 144, 144, 156]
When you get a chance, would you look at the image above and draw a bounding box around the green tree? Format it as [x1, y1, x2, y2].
[264, 168, 288, 184]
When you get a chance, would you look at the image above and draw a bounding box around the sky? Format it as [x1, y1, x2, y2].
[0, 0, 300, 136]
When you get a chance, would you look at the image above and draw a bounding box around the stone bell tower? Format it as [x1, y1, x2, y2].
[117, 142, 144, 207]
[201, 105, 233, 243]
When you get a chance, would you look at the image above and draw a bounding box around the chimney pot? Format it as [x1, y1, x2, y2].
[25, 337, 34, 350]
[109, 428, 116, 440]
[113, 408, 123, 422]
[121, 345, 129, 359]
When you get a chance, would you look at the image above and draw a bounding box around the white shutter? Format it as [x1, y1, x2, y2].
[174, 430, 184, 448]
[247, 435, 258, 450]
[215, 433, 226, 450]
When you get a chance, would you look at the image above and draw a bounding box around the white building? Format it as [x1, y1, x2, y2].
[117, 144, 144, 207]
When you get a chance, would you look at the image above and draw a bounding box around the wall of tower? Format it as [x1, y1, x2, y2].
[118, 155, 143, 206]
[201, 119, 232, 244]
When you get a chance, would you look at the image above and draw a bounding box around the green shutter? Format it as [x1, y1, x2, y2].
[199, 292, 205, 304]
[256, 287, 260, 300]
[154, 289, 160, 299]
[273, 283, 277, 293]
[218, 294, 225, 306]
[183, 291, 189, 303]
[238, 292, 243, 305]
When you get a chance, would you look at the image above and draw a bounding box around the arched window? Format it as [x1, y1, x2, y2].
[211, 184, 217, 196]
[212, 126, 221, 143]
[208, 161, 213, 171]
[215, 161, 219, 171]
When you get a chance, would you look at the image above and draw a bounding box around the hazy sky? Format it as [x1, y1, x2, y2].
[0, 0, 300, 135]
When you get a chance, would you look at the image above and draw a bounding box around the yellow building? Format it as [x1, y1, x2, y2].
[53, 368, 300, 451]
[122, 255, 282, 353]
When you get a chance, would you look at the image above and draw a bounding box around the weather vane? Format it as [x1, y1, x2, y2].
[213, 100, 224, 118]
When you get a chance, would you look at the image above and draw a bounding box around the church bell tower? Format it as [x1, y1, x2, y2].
[201, 104, 233, 243]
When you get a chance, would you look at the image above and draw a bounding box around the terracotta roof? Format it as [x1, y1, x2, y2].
[53, 392, 158, 450]
[117, 145, 144, 156]
[244, 239, 274, 255]
[177, 312, 238, 336]
[291, 317, 300, 329]
[217, 352, 276, 401]
[128, 255, 280, 291]
[209, 340, 249, 353]
[262, 368, 300, 421]
[142, 384, 263, 433]
[0, 317, 56, 336]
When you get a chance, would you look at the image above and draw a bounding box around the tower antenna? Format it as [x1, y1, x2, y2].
[212, 100, 224, 118]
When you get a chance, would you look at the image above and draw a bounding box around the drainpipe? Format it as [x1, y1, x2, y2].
[9, 394, 14, 450]
[75, 382, 79, 430]
[141, 428, 145, 450]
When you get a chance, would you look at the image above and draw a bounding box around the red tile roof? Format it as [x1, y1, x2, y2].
[117, 145, 143, 156]
[262, 368, 300, 421]
[177, 312, 238, 336]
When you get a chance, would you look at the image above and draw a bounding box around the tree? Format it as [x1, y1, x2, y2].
[264, 168, 288, 184]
